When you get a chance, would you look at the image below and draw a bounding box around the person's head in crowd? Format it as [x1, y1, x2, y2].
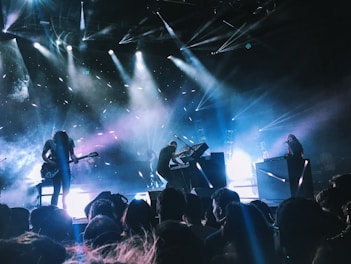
[7, 207, 30, 238]
[88, 198, 117, 222]
[83, 214, 122, 248]
[223, 202, 277, 264]
[183, 193, 203, 225]
[329, 173, 351, 189]
[203, 200, 221, 229]
[155, 220, 206, 264]
[156, 187, 186, 223]
[315, 187, 349, 221]
[249, 199, 275, 225]
[0, 231, 66, 264]
[313, 200, 351, 264]
[211, 187, 240, 223]
[0, 203, 11, 238]
[30, 205, 73, 243]
[122, 198, 155, 236]
[109, 193, 129, 219]
[84, 191, 128, 230]
[275, 197, 328, 264]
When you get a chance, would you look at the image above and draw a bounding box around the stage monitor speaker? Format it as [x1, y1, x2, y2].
[256, 157, 314, 201]
[197, 152, 227, 188]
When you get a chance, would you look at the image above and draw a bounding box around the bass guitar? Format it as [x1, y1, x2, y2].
[41, 151, 99, 179]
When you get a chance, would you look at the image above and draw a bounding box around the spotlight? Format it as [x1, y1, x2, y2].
[135, 51, 142, 58]
[33, 42, 41, 49]
[108, 49, 114, 55]
[66, 45, 73, 51]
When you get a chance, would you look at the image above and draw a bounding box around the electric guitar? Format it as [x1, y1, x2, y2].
[40, 151, 99, 179]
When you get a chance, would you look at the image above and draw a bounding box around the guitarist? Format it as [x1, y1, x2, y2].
[41, 130, 78, 209]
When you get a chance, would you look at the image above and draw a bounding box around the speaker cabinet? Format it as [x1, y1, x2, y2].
[255, 157, 314, 201]
[196, 152, 227, 188]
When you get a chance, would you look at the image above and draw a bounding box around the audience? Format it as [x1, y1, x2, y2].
[249, 199, 275, 226]
[221, 202, 278, 264]
[210, 187, 240, 224]
[183, 192, 217, 242]
[0, 171, 350, 264]
[83, 214, 122, 248]
[156, 187, 186, 223]
[0, 231, 66, 264]
[313, 200, 351, 263]
[30, 205, 73, 244]
[155, 220, 206, 264]
[315, 186, 348, 222]
[121, 198, 155, 237]
[84, 191, 128, 231]
[87, 198, 117, 222]
[204, 187, 240, 260]
[0, 203, 11, 239]
[275, 197, 329, 264]
[6, 207, 30, 238]
[315, 187, 347, 237]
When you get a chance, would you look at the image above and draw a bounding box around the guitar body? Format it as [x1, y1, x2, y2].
[41, 162, 60, 179]
[40, 152, 99, 179]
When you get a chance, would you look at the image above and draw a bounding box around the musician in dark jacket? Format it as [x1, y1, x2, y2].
[156, 141, 187, 190]
[42, 130, 78, 209]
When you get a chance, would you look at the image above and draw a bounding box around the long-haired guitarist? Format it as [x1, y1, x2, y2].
[41, 130, 78, 209]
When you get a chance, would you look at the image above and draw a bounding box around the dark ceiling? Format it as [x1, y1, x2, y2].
[2, 0, 350, 87]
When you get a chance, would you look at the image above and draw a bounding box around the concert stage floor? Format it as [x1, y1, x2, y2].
[0, 175, 311, 220]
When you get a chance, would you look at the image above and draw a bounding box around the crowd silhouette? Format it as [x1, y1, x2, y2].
[0, 173, 351, 263]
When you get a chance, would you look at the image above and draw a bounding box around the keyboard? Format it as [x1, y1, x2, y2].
[170, 163, 190, 170]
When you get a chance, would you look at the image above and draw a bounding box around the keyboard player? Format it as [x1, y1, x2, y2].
[156, 140, 189, 191]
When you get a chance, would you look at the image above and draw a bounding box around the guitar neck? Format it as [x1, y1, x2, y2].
[69, 155, 87, 164]
[68, 152, 98, 163]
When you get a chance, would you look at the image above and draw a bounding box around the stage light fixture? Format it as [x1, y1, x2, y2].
[135, 51, 142, 58]
[33, 42, 40, 49]
[108, 49, 114, 55]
